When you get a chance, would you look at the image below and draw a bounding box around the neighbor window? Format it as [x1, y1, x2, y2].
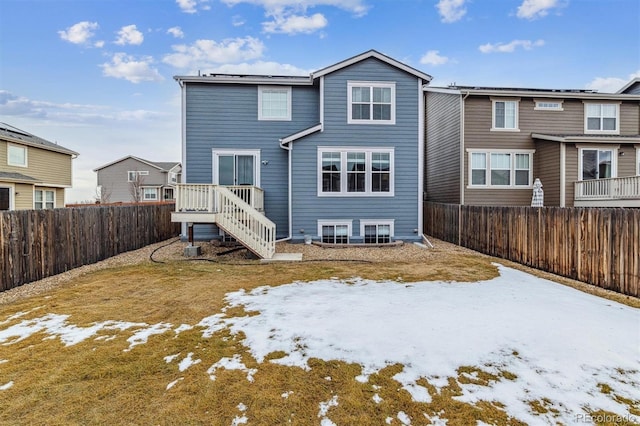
[534, 99, 563, 111]
[128, 170, 149, 182]
[142, 187, 158, 201]
[360, 220, 394, 244]
[34, 190, 54, 210]
[258, 86, 291, 121]
[318, 221, 352, 244]
[492, 99, 519, 130]
[348, 82, 396, 124]
[468, 150, 534, 187]
[585, 103, 619, 133]
[7, 144, 27, 167]
[319, 148, 393, 196]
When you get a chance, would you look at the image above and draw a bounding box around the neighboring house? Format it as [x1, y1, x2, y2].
[94, 156, 181, 203]
[424, 84, 640, 208]
[172, 50, 432, 257]
[617, 78, 640, 95]
[0, 122, 78, 211]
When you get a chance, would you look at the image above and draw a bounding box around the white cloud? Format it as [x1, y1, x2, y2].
[176, 0, 210, 14]
[115, 25, 144, 46]
[517, 0, 562, 20]
[220, 0, 369, 17]
[163, 37, 265, 70]
[167, 26, 185, 38]
[436, 0, 466, 23]
[479, 39, 545, 53]
[263, 12, 328, 34]
[101, 53, 164, 83]
[585, 70, 640, 93]
[420, 50, 449, 66]
[58, 21, 100, 45]
[232, 15, 246, 26]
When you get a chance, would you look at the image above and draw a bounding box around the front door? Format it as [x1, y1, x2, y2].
[0, 187, 10, 210]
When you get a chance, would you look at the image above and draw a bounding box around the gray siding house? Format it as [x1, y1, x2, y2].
[172, 50, 431, 256]
[424, 85, 640, 208]
[94, 156, 181, 203]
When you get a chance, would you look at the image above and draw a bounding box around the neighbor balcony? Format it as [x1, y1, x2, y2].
[574, 175, 640, 207]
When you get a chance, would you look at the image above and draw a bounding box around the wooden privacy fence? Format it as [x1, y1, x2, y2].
[424, 202, 639, 297]
[0, 204, 180, 292]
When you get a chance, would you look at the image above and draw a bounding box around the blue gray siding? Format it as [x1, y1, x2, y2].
[184, 83, 319, 239]
[290, 58, 423, 242]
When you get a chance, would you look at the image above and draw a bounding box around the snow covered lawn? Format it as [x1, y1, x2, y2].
[0, 263, 638, 425]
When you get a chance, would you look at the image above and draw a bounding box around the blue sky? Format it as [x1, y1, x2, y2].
[1, 0, 638, 202]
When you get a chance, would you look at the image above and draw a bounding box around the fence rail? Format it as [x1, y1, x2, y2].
[1, 204, 180, 292]
[424, 202, 639, 297]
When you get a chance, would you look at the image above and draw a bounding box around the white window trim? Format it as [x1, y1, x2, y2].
[0, 184, 15, 211]
[141, 186, 159, 201]
[317, 147, 394, 197]
[258, 86, 292, 121]
[317, 220, 353, 243]
[128, 170, 149, 182]
[583, 102, 620, 135]
[491, 98, 520, 132]
[576, 144, 619, 181]
[636, 145, 640, 175]
[7, 143, 28, 167]
[212, 149, 261, 187]
[534, 98, 564, 111]
[359, 219, 394, 242]
[466, 149, 535, 188]
[34, 189, 56, 210]
[347, 81, 396, 125]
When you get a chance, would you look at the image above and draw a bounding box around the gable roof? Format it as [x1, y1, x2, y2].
[617, 78, 640, 94]
[312, 50, 432, 82]
[0, 122, 79, 157]
[93, 155, 180, 172]
[0, 171, 42, 184]
[427, 85, 640, 100]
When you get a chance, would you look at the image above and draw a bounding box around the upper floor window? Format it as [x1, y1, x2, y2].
[258, 86, 291, 121]
[169, 172, 177, 184]
[127, 170, 149, 182]
[35, 189, 54, 209]
[534, 99, 563, 111]
[318, 148, 394, 196]
[468, 150, 534, 187]
[585, 103, 619, 134]
[348, 82, 396, 124]
[491, 99, 519, 131]
[7, 144, 27, 167]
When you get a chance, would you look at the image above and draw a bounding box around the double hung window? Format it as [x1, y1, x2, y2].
[7, 144, 27, 167]
[142, 187, 158, 201]
[585, 103, 619, 134]
[319, 148, 393, 196]
[492, 99, 519, 130]
[34, 190, 54, 209]
[258, 86, 291, 121]
[348, 82, 395, 124]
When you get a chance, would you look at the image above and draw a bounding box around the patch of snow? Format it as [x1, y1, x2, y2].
[320, 419, 336, 426]
[0, 381, 13, 390]
[164, 353, 180, 363]
[124, 323, 173, 352]
[324, 376, 331, 381]
[385, 417, 393, 424]
[178, 352, 201, 372]
[355, 374, 368, 383]
[237, 403, 247, 412]
[318, 395, 338, 425]
[231, 415, 247, 425]
[424, 413, 448, 425]
[397, 411, 411, 425]
[210, 264, 640, 424]
[0, 359, 8, 364]
[207, 354, 257, 382]
[166, 377, 183, 390]
[372, 393, 382, 404]
[197, 314, 227, 338]
[174, 324, 193, 335]
[281, 391, 293, 399]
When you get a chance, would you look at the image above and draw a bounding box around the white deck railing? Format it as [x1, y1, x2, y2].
[575, 176, 640, 200]
[174, 184, 274, 259]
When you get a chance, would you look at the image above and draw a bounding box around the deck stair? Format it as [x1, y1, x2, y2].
[171, 184, 276, 259]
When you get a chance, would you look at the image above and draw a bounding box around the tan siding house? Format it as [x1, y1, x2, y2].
[0, 123, 78, 211]
[424, 84, 640, 208]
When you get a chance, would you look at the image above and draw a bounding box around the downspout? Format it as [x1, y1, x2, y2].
[459, 91, 470, 247]
[178, 78, 188, 240]
[278, 139, 293, 242]
[418, 78, 425, 238]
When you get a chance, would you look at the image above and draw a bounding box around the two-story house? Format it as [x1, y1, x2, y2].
[0, 122, 78, 211]
[172, 50, 432, 258]
[94, 155, 181, 203]
[424, 86, 640, 207]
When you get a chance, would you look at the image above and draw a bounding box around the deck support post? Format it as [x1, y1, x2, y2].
[183, 222, 202, 257]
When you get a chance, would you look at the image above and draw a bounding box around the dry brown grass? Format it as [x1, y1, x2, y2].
[0, 241, 636, 425]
